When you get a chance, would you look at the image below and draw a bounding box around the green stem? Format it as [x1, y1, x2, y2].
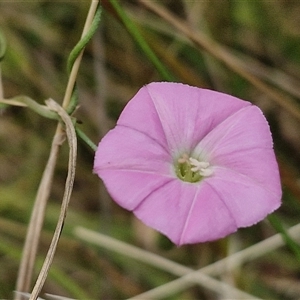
[66, 6, 102, 114]
[76, 126, 97, 152]
[67, 6, 102, 74]
[12, 96, 59, 120]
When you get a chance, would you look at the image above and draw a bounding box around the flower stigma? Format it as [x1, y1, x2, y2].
[175, 153, 213, 183]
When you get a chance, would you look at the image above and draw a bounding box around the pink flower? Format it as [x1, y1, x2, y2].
[94, 82, 282, 246]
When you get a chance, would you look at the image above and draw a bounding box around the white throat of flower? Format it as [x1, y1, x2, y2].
[176, 153, 213, 183]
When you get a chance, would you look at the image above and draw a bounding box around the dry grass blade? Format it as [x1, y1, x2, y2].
[14, 2, 99, 298]
[75, 223, 300, 299]
[128, 222, 300, 299]
[138, 0, 300, 121]
[29, 99, 77, 300]
[15, 126, 65, 299]
[130, 273, 261, 300]
[74, 227, 263, 299]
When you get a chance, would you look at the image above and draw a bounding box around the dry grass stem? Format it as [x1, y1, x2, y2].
[130, 272, 261, 300]
[138, 0, 300, 121]
[29, 99, 77, 300]
[132, 5, 300, 100]
[14, 1, 99, 298]
[129, 222, 300, 299]
[75, 223, 300, 299]
[15, 129, 65, 298]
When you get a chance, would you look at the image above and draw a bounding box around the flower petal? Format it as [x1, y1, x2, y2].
[145, 82, 250, 154]
[134, 180, 196, 245]
[213, 148, 281, 197]
[134, 180, 236, 246]
[97, 169, 174, 211]
[193, 104, 281, 198]
[94, 126, 170, 174]
[117, 84, 168, 150]
[94, 125, 175, 211]
[206, 168, 281, 227]
[179, 182, 237, 245]
[194, 105, 274, 159]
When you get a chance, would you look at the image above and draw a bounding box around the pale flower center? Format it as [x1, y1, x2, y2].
[175, 153, 213, 183]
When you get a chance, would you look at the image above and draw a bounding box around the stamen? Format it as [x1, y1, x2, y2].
[175, 154, 213, 183]
[199, 167, 214, 177]
[189, 158, 209, 171]
[189, 158, 213, 177]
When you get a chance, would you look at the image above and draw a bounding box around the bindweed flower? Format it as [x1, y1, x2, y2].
[94, 82, 281, 246]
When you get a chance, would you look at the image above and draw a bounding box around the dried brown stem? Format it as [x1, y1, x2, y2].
[29, 99, 77, 300]
[14, 1, 99, 299]
[15, 129, 65, 299]
[138, 0, 300, 121]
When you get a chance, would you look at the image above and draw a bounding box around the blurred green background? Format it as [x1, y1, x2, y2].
[1, 1, 300, 299]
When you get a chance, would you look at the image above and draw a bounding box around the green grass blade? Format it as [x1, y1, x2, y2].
[268, 214, 300, 262]
[109, 0, 176, 81]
